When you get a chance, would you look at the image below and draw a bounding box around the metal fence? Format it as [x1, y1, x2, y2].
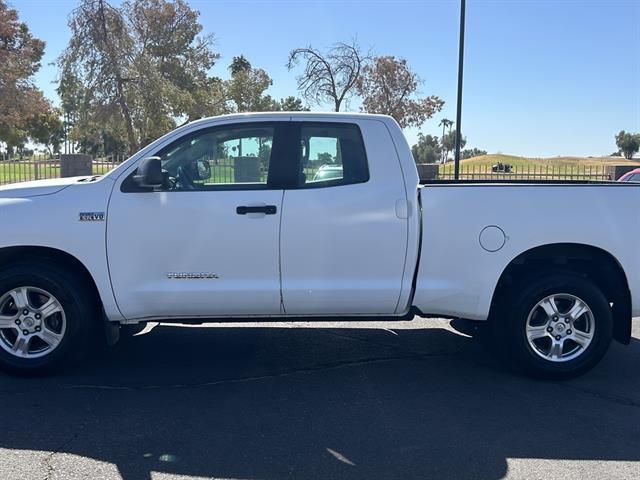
[0, 155, 122, 186]
[0, 156, 621, 187]
[436, 164, 614, 181]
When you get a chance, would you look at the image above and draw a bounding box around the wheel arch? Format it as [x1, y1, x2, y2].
[490, 243, 632, 344]
[0, 246, 103, 311]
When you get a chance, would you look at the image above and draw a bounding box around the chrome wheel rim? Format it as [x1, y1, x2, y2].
[0, 287, 66, 359]
[525, 293, 595, 363]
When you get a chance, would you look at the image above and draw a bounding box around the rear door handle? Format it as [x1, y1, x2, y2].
[236, 205, 278, 215]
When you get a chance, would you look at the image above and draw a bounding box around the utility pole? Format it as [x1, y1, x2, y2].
[454, 0, 466, 180]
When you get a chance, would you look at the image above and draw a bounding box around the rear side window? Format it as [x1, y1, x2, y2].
[298, 123, 369, 187]
[628, 174, 640, 182]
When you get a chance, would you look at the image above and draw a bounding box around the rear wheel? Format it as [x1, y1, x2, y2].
[495, 273, 612, 379]
[0, 262, 98, 374]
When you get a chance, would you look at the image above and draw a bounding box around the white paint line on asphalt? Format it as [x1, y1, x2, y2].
[156, 317, 456, 331]
[326, 447, 357, 466]
[134, 322, 159, 336]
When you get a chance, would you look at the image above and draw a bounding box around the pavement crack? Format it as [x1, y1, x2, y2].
[561, 383, 640, 408]
[323, 330, 421, 353]
[40, 391, 99, 479]
[323, 329, 466, 357]
[63, 350, 461, 392]
[42, 432, 79, 480]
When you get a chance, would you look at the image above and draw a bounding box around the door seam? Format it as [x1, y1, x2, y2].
[278, 189, 286, 314]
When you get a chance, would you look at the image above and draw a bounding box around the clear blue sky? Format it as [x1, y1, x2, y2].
[11, 0, 640, 157]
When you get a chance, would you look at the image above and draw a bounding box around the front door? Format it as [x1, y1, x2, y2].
[107, 122, 287, 320]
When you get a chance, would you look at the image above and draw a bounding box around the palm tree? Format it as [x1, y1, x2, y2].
[439, 118, 453, 163]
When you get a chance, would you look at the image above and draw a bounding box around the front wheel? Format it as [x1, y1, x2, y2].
[0, 262, 98, 374]
[495, 273, 613, 379]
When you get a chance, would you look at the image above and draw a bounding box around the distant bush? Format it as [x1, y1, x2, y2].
[462, 148, 488, 159]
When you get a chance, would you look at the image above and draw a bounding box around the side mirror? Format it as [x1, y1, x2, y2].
[133, 157, 162, 188]
[190, 159, 211, 181]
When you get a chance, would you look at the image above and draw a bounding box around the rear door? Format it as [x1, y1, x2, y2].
[280, 119, 409, 315]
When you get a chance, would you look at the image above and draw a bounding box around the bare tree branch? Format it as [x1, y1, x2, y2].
[287, 41, 366, 112]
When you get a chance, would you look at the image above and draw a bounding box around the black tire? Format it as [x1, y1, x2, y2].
[493, 272, 613, 379]
[0, 261, 99, 375]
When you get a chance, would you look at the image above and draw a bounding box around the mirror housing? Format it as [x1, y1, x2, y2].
[189, 159, 211, 181]
[133, 157, 162, 188]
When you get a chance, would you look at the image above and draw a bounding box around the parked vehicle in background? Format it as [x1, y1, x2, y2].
[491, 162, 513, 173]
[0, 112, 638, 378]
[618, 168, 640, 182]
[312, 165, 343, 182]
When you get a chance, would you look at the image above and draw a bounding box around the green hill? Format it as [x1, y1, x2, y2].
[442, 154, 640, 170]
[436, 154, 640, 180]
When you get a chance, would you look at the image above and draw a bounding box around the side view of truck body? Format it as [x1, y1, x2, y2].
[0, 112, 638, 377]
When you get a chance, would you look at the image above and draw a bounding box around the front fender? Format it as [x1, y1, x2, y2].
[0, 178, 123, 321]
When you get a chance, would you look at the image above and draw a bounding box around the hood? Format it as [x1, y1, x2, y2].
[0, 176, 92, 199]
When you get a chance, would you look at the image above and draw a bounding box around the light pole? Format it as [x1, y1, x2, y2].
[454, 0, 466, 180]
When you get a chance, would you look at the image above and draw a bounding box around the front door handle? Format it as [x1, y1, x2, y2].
[236, 205, 277, 215]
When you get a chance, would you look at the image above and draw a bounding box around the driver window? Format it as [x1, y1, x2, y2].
[158, 125, 275, 190]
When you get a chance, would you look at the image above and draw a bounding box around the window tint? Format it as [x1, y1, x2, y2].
[298, 123, 368, 187]
[628, 174, 640, 182]
[155, 124, 275, 191]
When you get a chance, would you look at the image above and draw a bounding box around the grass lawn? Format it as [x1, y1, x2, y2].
[0, 162, 60, 184]
[0, 161, 118, 185]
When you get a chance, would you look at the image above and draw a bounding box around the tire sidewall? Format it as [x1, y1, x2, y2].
[0, 263, 95, 374]
[504, 273, 612, 378]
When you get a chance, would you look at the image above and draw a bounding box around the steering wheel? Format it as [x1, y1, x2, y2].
[162, 170, 177, 190]
[175, 165, 197, 190]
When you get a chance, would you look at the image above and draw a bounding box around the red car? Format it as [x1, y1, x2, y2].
[618, 168, 640, 182]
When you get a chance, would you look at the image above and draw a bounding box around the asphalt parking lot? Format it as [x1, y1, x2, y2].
[1, 317, 640, 480]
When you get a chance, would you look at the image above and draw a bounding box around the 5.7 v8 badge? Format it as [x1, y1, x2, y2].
[79, 212, 105, 222]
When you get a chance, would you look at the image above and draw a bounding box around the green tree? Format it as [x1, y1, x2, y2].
[60, 0, 136, 150]
[225, 57, 274, 112]
[411, 133, 441, 164]
[1, 127, 28, 156]
[287, 41, 365, 112]
[59, 0, 219, 153]
[229, 55, 252, 75]
[317, 152, 334, 163]
[441, 130, 466, 161]
[357, 56, 444, 128]
[271, 96, 309, 111]
[27, 105, 65, 155]
[615, 130, 640, 160]
[438, 118, 453, 162]
[0, 0, 48, 152]
[185, 76, 230, 121]
[56, 64, 85, 153]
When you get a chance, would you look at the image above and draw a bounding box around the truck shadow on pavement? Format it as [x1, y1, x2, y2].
[1, 322, 640, 479]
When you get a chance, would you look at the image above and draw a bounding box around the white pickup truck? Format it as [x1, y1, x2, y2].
[0, 113, 638, 377]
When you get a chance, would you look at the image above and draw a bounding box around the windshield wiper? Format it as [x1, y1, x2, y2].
[78, 175, 102, 183]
